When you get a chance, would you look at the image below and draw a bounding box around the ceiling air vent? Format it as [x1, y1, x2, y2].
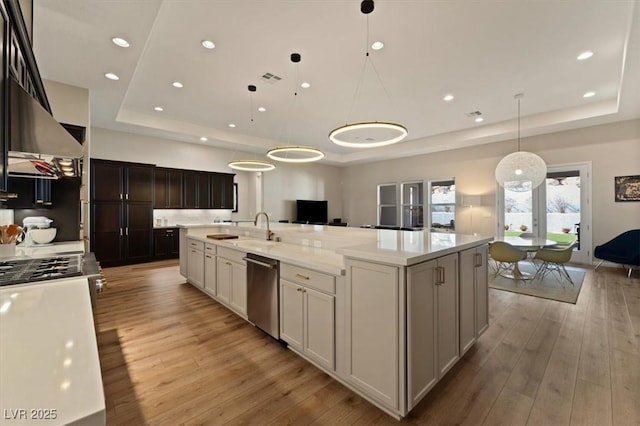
[260, 72, 282, 84]
[465, 111, 483, 118]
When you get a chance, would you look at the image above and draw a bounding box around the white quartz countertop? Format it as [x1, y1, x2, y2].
[336, 231, 494, 266]
[187, 234, 345, 275]
[12, 241, 85, 259]
[0, 277, 105, 425]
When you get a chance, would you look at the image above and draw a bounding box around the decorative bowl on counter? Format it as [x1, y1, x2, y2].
[29, 228, 57, 244]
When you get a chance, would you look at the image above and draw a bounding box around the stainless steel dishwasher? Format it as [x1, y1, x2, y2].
[244, 253, 280, 340]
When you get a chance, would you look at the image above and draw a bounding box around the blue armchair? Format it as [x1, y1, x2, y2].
[594, 229, 640, 277]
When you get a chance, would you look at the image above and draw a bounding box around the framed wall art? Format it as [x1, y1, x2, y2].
[614, 175, 640, 202]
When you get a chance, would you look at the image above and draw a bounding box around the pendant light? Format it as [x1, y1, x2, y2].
[229, 85, 276, 172]
[267, 53, 324, 163]
[328, 0, 407, 148]
[495, 93, 547, 192]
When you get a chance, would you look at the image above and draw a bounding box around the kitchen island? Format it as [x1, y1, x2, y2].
[178, 223, 492, 418]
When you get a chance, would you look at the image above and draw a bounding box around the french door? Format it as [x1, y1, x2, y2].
[497, 162, 592, 264]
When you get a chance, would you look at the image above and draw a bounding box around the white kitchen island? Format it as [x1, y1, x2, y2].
[178, 223, 492, 419]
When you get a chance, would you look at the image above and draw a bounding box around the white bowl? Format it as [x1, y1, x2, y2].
[29, 228, 57, 244]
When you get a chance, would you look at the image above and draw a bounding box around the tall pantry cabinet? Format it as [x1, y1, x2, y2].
[90, 159, 154, 266]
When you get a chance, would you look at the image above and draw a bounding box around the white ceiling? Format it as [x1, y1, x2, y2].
[32, 0, 640, 166]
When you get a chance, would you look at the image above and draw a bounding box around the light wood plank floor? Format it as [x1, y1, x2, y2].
[96, 260, 640, 425]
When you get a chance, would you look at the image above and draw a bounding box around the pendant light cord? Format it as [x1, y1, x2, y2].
[517, 96, 521, 151]
[346, 13, 394, 123]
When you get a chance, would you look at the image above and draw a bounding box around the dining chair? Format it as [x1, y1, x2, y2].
[533, 242, 576, 285]
[488, 241, 527, 278]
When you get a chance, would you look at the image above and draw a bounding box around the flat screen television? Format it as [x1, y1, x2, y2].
[296, 199, 328, 224]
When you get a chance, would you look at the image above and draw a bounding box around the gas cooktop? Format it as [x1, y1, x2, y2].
[0, 255, 83, 286]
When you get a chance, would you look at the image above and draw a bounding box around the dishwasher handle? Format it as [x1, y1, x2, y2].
[243, 256, 277, 269]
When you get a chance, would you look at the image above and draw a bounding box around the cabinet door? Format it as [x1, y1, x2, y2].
[345, 259, 400, 411]
[167, 170, 183, 208]
[204, 253, 216, 295]
[221, 174, 235, 209]
[304, 287, 335, 370]
[280, 279, 304, 351]
[91, 161, 123, 201]
[230, 261, 247, 316]
[188, 248, 204, 288]
[124, 202, 152, 261]
[125, 165, 153, 202]
[459, 247, 477, 354]
[0, 7, 6, 193]
[436, 254, 459, 377]
[197, 172, 210, 209]
[475, 245, 489, 336]
[153, 229, 169, 257]
[154, 168, 168, 208]
[91, 202, 123, 264]
[216, 258, 231, 304]
[183, 172, 197, 208]
[168, 229, 179, 257]
[407, 259, 437, 409]
[209, 174, 223, 208]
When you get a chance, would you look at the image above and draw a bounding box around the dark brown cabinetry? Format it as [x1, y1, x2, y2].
[211, 173, 235, 209]
[153, 227, 179, 259]
[1, 4, 7, 193]
[154, 167, 182, 209]
[183, 171, 210, 209]
[91, 159, 154, 266]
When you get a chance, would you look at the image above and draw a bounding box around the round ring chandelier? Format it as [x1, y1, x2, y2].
[329, 121, 408, 148]
[266, 146, 325, 163]
[228, 160, 276, 172]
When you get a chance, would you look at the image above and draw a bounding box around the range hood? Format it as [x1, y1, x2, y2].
[8, 77, 83, 179]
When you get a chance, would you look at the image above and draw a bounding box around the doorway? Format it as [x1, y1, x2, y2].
[497, 162, 592, 264]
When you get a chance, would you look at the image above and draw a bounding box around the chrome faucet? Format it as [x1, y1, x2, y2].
[254, 211, 274, 241]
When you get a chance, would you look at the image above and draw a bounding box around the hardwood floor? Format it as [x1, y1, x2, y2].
[95, 260, 640, 425]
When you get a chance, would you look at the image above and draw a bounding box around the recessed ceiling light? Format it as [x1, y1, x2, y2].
[300, 82, 311, 89]
[443, 94, 454, 102]
[172, 81, 183, 88]
[577, 51, 593, 60]
[228, 123, 236, 128]
[104, 72, 119, 81]
[258, 107, 266, 112]
[111, 37, 130, 48]
[200, 136, 208, 142]
[201, 40, 215, 49]
[154, 106, 164, 112]
[583, 91, 596, 98]
[475, 117, 484, 123]
[371, 41, 384, 50]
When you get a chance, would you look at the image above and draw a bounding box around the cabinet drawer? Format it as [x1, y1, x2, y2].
[187, 238, 204, 251]
[217, 247, 245, 264]
[281, 263, 335, 295]
[205, 243, 217, 255]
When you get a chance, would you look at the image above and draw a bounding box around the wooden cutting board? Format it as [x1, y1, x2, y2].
[207, 234, 239, 240]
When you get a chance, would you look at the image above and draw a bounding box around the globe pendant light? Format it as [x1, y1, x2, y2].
[495, 94, 547, 192]
[267, 53, 324, 163]
[329, 0, 407, 148]
[229, 85, 276, 172]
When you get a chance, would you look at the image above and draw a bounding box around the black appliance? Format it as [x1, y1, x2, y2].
[296, 199, 328, 224]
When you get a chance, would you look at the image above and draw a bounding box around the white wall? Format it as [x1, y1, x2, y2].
[342, 119, 640, 254]
[261, 162, 343, 223]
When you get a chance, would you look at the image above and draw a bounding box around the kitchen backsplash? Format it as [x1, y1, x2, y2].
[153, 209, 233, 227]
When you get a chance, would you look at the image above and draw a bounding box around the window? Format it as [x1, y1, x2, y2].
[377, 184, 398, 226]
[401, 182, 423, 228]
[429, 179, 456, 230]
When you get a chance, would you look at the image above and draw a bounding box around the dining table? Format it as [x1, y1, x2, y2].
[494, 236, 557, 280]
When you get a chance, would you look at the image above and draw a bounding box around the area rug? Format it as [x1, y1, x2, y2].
[488, 262, 586, 304]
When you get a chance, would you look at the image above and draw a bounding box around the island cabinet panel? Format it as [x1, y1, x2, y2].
[203, 243, 217, 296]
[216, 247, 247, 317]
[459, 245, 489, 355]
[344, 259, 402, 412]
[280, 264, 336, 371]
[407, 253, 459, 411]
[186, 239, 204, 289]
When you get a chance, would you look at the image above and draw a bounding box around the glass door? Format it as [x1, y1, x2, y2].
[498, 163, 591, 264]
